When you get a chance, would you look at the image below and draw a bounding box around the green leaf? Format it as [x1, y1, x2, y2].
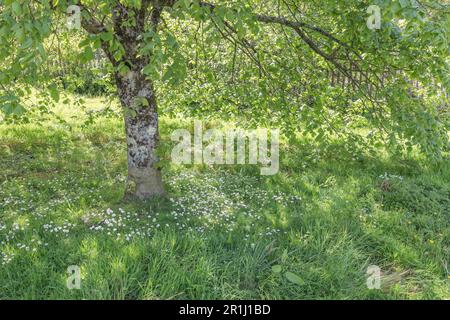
[100, 32, 113, 42]
[12, 103, 26, 115]
[1, 100, 26, 116]
[12, 2, 22, 16]
[271, 265, 282, 273]
[118, 63, 130, 75]
[134, 96, 149, 108]
[281, 249, 288, 263]
[285, 272, 305, 286]
[143, 64, 154, 75]
[166, 33, 178, 49]
[48, 84, 60, 103]
[399, 0, 411, 8]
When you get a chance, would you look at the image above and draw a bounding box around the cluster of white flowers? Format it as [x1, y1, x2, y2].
[1, 193, 34, 215]
[379, 172, 404, 181]
[84, 208, 156, 241]
[0, 221, 29, 245]
[1, 252, 14, 266]
[43, 221, 74, 235]
[1, 172, 107, 221]
[166, 171, 300, 238]
[0, 159, 114, 265]
[15, 243, 37, 252]
[0, 169, 302, 265]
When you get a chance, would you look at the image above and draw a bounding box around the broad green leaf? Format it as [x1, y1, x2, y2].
[272, 265, 282, 273]
[12, 2, 22, 16]
[101, 32, 113, 42]
[285, 272, 305, 286]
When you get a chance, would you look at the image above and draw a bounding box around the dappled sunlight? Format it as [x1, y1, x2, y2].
[0, 0, 448, 303]
[0, 96, 448, 299]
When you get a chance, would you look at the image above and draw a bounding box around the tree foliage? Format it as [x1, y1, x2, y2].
[0, 0, 449, 159]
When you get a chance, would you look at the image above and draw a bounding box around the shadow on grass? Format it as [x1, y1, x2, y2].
[0, 121, 448, 299]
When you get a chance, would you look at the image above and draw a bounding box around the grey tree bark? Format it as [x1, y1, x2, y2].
[81, 2, 167, 199]
[116, 70, 165, 199]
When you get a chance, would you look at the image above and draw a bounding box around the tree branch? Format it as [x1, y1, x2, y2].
[197, 1, 349, 49]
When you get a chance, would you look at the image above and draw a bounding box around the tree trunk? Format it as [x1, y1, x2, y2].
[115, 70, 165, 199]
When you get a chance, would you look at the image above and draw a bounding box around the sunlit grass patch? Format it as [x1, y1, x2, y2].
[0, 96, 448, 299]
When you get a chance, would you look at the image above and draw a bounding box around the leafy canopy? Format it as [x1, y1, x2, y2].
[0, 0, 448, 159]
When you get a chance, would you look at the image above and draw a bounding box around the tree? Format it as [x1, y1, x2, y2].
[0, 0, 448, 199]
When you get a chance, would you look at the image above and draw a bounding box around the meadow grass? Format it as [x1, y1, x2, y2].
[0, 96, 448, 299]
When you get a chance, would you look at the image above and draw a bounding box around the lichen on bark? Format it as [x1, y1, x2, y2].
[117, 71, 165, 199]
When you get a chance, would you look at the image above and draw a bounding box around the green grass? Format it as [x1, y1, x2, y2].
[0, 96, 449, 300]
